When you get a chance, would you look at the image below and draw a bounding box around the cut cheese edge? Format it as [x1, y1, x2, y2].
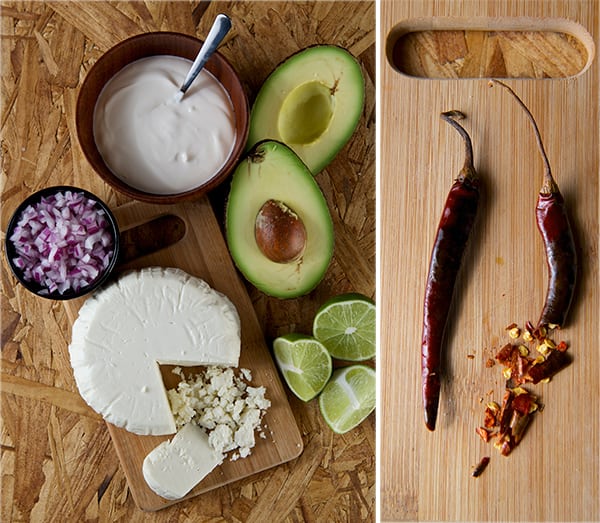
[69, 267, 241, 435]
[142, 423, 224, 499]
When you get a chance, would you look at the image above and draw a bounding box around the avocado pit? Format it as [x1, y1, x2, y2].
[255, 199, 307, 263]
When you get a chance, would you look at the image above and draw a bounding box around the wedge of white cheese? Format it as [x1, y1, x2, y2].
[69, 267, 241, 435]
[142, 423, 224, 500]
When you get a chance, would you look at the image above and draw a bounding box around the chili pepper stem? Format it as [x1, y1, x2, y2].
[441, 111, 477, 183]
[489, 79, 558, 195]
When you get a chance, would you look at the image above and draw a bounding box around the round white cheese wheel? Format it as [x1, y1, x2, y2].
[69, 267, 241, 435]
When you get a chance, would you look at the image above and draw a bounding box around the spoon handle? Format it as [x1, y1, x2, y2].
[180, 14, 232, 94]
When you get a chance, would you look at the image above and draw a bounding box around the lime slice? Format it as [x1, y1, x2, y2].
[318, 364, 375, 434]
[273, 334, 332, 401]
[313, 293, 376, 361]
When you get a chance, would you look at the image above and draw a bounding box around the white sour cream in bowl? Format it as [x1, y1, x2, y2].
[93, 55, 236, 195]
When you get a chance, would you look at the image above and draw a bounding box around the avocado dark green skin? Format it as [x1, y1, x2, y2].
[226, 140, 334, 299]
[247, 45, 365, 175]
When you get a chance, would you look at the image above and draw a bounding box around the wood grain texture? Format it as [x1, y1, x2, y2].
[380, 1, 598, 521]
[1, 1, 375, 521]
[61, 200, 305, 512]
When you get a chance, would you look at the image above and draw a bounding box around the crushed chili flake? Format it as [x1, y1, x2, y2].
[483, 402, 500, 428]
[495, 343, 513, 363]
[525, 320, 535, 336]
[511, 392, 535, 416]
[493, 338, 570, 387]
[487, 387, 538, 456]
[528, 349, 570, 384]
[476, 320, 571, 459]
[483, 408, 496, 429]
[475, 426, 491, 442]
[508, 327, 521, 339]
[472, 456, 490, 477]
[494, 440, 510, 456]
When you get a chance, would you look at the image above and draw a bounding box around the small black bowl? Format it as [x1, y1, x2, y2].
[5, 185, 120, 300]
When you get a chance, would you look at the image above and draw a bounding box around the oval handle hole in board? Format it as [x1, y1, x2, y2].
[387, 18, 595, 79]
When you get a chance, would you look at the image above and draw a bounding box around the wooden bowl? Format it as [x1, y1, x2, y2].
[76, 32, 249, 204]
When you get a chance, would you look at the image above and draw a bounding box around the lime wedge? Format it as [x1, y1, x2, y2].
[313, 293, 376, 361]
[318, 364, 375, 434]
[273, 334, 332, 401]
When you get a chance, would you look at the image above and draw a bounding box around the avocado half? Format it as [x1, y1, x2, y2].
[247, 45, 365, 174]
[226, 140, 334, 299]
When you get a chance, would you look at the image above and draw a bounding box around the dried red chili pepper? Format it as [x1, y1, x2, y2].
[421, 111, 480, 431]
[491, 80, 577, 330]
[536, 187, 577, 329]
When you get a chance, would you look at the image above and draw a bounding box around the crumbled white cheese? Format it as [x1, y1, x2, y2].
[168, 366, 271, 460]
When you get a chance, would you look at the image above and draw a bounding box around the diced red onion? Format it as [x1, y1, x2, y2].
[9, 190, 115, 296]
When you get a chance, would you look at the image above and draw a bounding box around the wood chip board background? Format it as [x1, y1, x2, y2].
[1, 2, 375, 521]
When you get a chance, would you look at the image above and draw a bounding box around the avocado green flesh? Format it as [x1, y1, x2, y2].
[278, 81, 334, 145]
[226, 141, 334, 299]
[247, 45, 364, 174]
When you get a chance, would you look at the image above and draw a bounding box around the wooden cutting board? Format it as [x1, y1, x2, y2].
[380, 1, 599, 521]
[63, 197, 303, 512]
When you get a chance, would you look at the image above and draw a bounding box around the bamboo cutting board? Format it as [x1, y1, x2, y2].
[63, 198, 303, 512]
[380, 1, 599, 522]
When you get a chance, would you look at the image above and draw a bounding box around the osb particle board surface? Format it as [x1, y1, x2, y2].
[0, 2, 375, 521]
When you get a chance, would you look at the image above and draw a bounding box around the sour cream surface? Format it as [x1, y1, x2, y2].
[93, 55, 236, 195]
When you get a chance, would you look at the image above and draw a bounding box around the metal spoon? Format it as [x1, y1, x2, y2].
[174, 13, 232, 102]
